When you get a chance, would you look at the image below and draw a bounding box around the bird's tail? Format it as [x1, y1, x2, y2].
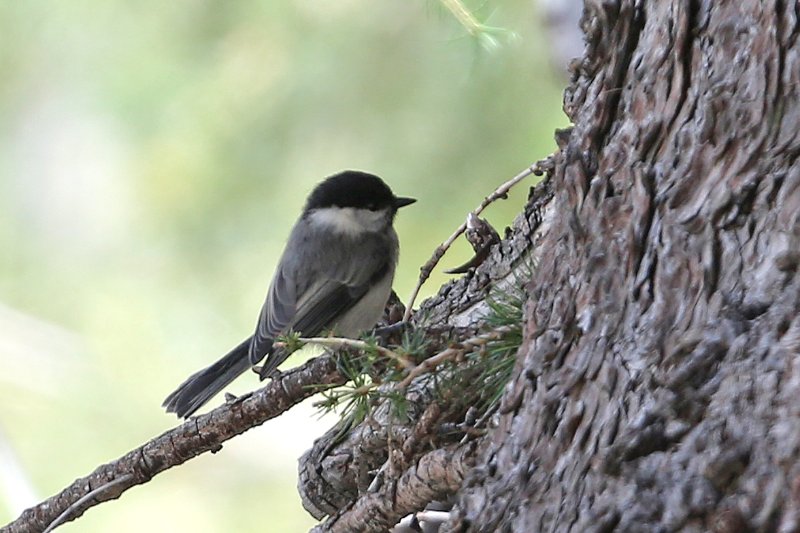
[163, 337, 253, 418]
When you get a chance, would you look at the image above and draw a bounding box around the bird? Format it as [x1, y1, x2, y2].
[163, 170, 416, 418]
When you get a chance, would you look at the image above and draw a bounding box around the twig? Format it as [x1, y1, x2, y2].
[439, 0, 484, 37]
[296, 337, 415, 370]
[403, 165, 538, 322]
[394, 510, 452, 530]
[42, 474, 133, 533]
[459, 403, 499, 445]
[398, 348, 461, 389]
[312, 440, 482, 533]
[397, 327, 512, 389]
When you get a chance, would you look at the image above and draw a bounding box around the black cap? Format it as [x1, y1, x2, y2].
[305, 170, 416, 212]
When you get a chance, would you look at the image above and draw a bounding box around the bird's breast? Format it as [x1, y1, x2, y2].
[332, 270, 394, 337]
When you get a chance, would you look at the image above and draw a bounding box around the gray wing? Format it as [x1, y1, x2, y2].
[248, 225, 394, 369]
[248, 264, 296, 364]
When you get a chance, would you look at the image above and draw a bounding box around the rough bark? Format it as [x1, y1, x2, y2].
[446, 1, 800, 532]
[310, 440, 483, 533]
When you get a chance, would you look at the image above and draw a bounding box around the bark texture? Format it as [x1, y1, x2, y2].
[447, 1, 800, 532]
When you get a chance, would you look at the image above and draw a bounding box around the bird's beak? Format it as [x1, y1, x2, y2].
[393, 196, 417, 208]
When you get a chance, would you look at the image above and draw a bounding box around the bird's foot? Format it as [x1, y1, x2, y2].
[255, 366, 282, 381]
[370, 321, 410, 345]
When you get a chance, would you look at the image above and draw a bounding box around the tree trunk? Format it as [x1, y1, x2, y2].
[447, 1, 800, 531]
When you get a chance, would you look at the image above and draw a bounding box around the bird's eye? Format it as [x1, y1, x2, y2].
[367, 203, 379, 211]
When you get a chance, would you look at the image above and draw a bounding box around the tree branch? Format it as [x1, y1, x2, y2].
[402, 162, 543, 322]
[1, 355, 347, 533]
[312, 439, 484, 533]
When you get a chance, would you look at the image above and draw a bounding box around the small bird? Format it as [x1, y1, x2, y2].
[163, 170, 415, 418]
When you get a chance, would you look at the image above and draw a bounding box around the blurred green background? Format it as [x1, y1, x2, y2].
[0, 1, 565, 531]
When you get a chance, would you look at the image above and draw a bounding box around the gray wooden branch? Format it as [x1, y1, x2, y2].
[311, 439, 484, 533]
[1, 355, 347, 533]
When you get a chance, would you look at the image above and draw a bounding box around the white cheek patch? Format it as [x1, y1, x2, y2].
[309, 207, 367, 235]
[308, 207, 390, 235]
